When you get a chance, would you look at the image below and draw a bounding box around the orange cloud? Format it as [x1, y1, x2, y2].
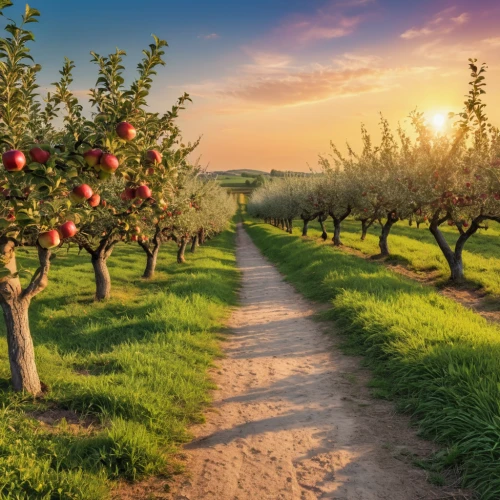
[413, 38, 483, 61]
[401, 7, 469, 39]
[185, 56, 435, 109]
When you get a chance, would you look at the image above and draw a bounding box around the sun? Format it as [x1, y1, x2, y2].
[432, 113, 446, 130]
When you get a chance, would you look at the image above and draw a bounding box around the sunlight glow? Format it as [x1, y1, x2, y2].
[432, 113, 446, 130]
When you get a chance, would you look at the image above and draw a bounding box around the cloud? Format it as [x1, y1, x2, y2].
[401, 8, 469, 39]
[257, 0, 375, 47]
[483, 37, 500, 47]
[277, 13, 361, 44]
[198, 33, 220, 40]
[413, 38, 477, 61]
[185, 54, 435, 108]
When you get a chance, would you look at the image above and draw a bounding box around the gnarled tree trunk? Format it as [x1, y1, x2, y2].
[301, 218, 310, 236]
[379, 212, 399, 257]
[198, 228, 205, 245]
[330, 208, 351, 247]
[0, 240, 51, 395]
[429, 214, 486, 282]
[318, 215, 328, 241]
[77, 234, 119, 302]
[287, 218, 293, 234]
[191, 235, 198, 253]
[139, 227, 161, 279]
[177, 237, 188, 264]
[92, 253, 111, 301]
[360, 217, 378, 241]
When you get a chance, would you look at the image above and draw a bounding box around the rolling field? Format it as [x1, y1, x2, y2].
[245, 219, 500, 499]
[0, 227, 238, 498]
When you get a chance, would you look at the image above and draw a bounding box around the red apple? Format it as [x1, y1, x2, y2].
[38, 230, 61, 249]
[30, 147, 51, 165]
[88, 194, 101, 207]
[146, 167, 155, 176]
[146, 149, 162, 164]
[59, 221, 77, 239]
[6, 212, 15, 222]
[100, 153, 119, 173]
[83, 148, 102, 167]
[116, 122, 136, 141]
[70, 184, 93, 203]
[120, 188, 136, 201]
[133, 226, 141, 234]
[131, 234, 139, 242]
[2, 150, 26, 172]
[136, 185, 152, 199]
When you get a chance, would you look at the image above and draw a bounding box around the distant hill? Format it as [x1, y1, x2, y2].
[211, 169, 269, 176]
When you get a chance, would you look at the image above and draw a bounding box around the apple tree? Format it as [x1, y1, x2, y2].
[407, 60, 500, 281]
[0, 3, 115, 393]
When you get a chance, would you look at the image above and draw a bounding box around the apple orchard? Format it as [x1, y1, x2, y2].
[248, 60, 500, 284]
[0, 1, 234, 395]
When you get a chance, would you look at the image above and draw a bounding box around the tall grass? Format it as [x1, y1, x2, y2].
[0, 226, 238, 499]
[246, 219, 500, 499]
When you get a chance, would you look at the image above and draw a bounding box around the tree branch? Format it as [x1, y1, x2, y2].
[22, 244, 51, 300]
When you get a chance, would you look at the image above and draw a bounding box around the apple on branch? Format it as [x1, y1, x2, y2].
[29, 147, 50, 165]
[38, 230, 61, 249]
[2, 150, 26, 172]
[116, 122, 136, 141]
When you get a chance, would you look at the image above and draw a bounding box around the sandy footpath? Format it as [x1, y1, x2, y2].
[170, 223, 467, 500]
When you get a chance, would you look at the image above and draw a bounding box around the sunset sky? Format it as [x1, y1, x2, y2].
[6, 0, 500, 172]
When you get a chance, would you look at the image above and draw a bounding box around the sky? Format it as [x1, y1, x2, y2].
[3, 0, 500, 172]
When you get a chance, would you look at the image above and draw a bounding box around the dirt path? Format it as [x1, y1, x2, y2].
[170, 224, 468, 500]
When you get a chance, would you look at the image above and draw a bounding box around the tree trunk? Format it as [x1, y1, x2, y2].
[379, 214, 398, 256]
[332, 219, 342, 246]
[361, 219, 369, 241]
[429, 224, 464, 281]
[92, 253, 111, 301]
[361, 218, 376, 241]
[0, 239, 51, 395]
[330, 209, 351, 246]
[302, 218, 309, 236]
[142, 243, 160, 279]
[287, 218, 293, 234]
[1, 298, 41, 394]
[177, 238, 188, 264]
[427, 215, 483, 282]
[198, 228, 205, 245]
[318, 215, 328, 241]
[191, 235, 198, 253]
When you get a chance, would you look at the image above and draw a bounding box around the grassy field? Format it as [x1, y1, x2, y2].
[0, 227, 238, 498]
[305, 218, 500, 297]
[217, 175, 256, 188]
[245, 219, 500, 499]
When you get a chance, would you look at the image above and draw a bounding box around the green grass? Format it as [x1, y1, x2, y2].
[305, 217, 500, 297]
[216, 175, 257, 189]
[0, 226, 238, 499]
[245, 219, 500, 499]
